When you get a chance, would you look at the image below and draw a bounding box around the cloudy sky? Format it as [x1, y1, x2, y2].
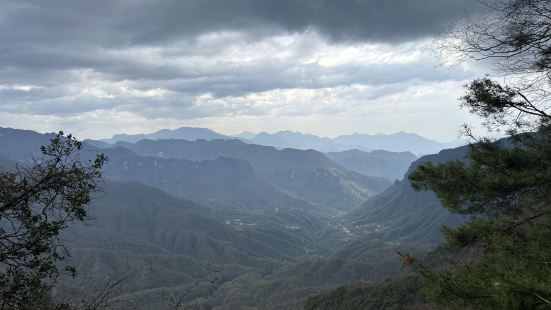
[0, 0, 488, 141]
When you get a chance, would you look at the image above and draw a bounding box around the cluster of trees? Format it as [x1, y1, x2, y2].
[402, 0, 551, 308]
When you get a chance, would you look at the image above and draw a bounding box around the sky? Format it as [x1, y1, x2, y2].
[0, 0, 489, 142]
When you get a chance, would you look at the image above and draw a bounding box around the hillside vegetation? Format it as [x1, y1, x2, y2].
[0, 127, 456, 309]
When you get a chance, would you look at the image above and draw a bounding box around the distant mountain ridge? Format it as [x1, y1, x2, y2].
[243, 130, 460, 155]
[249, 130, 351, 152]
[100, 126, 460, 155]
[0, 127, 56, 160]
[103, 127, 231, 144]
[334, 132, 455, 155]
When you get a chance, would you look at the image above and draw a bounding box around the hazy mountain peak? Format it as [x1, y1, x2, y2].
[103, 127, 231, 144]
[244, 130, 456, 154]
[233, 131, 257, 140]
[334, 132, 451, 155]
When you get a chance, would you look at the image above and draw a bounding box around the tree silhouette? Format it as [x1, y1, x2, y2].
[0, 132, 106, 309]
[404, 0, 551, 307]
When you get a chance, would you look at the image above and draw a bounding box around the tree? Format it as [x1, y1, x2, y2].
[438, 0, 551, 133]
[401, 0, 551, 308]
[0, 132, 106, 309]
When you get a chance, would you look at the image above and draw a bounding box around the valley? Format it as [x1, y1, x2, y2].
[3, 1, 548, 308]
[0, 126, 463, 309]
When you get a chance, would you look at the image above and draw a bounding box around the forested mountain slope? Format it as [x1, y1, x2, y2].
[113, 138, 391, 210]
[59, 181, 329, 309]
[337, 146, 468, 245]
[326, 149, 417, 181]
[302, 146, 472, 309]
[0, 127, 332, 217]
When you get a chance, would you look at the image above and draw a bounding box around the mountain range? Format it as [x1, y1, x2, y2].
[326, 149, 417, 181]
[102, 127, 231, 144]
[110, 138, 392, 211]
[99, 126, 461, 155]
[0, 126, 468, 309]
[240, 130, 460, 155]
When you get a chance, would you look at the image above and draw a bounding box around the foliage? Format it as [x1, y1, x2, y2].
[438, 0, 551, 134]
[405, 0, 551, 307]
[302, 277, 428, 310]
[0, 132, 106, 309]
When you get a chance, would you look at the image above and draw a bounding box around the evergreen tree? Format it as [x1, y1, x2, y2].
[402, 0, 551, 308]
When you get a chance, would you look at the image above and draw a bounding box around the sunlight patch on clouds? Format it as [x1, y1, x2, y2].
[316, 41, 425, 67]
[186, 80, 464, 118]
[0, 84, 44, 92]
[65, 70, 172, 100]
[171, 30, 428, 69]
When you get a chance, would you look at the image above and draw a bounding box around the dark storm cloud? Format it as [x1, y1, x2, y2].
[0, 0, 483, 121]
[2, 0, 480, 47]
[112, 0, 482, 44]
[0, 0, 482, 81]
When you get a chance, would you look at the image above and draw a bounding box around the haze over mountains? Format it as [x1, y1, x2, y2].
[111, 138, 391, 211]
[242, 130, 458, 155]
[101, 126, 459, 155]
[326, 149, 417, 181]
[102, 127, 230, 144]
[0, 126, 467, 308]
[3, 0, 533, 308]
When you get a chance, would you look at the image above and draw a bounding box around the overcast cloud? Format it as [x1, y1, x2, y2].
[0, 0, 486, 141]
